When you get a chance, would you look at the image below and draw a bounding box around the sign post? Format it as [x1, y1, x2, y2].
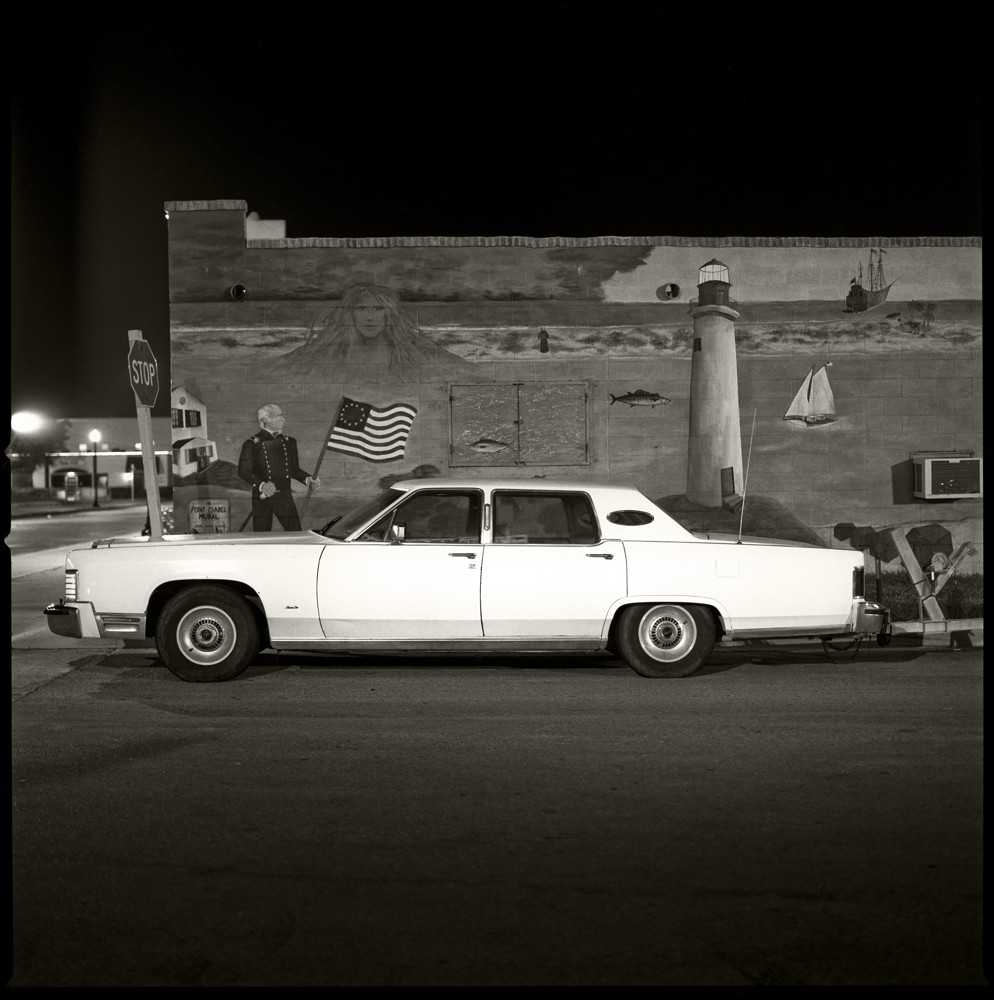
[127, 330, 164, 541]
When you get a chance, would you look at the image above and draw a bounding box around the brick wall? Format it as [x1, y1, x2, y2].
[165, 202, 983, 572]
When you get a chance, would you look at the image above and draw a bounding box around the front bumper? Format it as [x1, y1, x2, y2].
[44, 601, 102, 639]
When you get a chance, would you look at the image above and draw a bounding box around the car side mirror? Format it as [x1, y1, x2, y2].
[390, 524, 406, 544]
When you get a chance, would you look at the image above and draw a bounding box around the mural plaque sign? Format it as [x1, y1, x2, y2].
[188, 498, 230, 534]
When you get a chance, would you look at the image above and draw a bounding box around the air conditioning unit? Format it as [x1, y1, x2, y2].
[912, 453, 983, 500]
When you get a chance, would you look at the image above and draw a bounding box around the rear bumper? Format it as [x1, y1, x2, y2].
[855, 600, 890, 635]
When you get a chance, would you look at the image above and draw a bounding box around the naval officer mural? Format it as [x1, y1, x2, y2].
[166, 202, 981, 581]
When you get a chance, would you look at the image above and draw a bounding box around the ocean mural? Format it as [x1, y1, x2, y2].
[165, 202, 982, 577]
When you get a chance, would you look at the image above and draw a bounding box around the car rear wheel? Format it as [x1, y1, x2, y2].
[616, 603, 716, 678]
[156, 585, 259, 682]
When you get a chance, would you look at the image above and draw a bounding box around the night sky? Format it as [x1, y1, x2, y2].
[10, 4, 982, 422]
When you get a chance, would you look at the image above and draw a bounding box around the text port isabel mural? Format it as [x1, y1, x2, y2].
[166, 201, 982, 575]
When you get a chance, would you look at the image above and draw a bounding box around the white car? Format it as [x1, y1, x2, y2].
[45, 479, 889, 682]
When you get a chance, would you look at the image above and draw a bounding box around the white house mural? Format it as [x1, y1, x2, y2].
[165, 201, 983, 576]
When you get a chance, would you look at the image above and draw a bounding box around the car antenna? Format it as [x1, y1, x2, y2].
[737, 409, 758, 544]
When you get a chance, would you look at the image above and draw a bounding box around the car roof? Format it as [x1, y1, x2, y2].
[390, 477, 636, 494]
[387, 477, 694, 541]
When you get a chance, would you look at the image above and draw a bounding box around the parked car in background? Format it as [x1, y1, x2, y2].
[46, 478, 889, 682]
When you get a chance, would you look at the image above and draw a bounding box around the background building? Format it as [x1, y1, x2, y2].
[18, 417, 172, 501]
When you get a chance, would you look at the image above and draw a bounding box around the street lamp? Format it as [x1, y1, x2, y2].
[89, 429, 101, 508]
[10, 411, 50, 492]
[11, 411, 45, 435]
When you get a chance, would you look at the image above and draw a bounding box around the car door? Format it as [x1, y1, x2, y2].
[316, 489, 485, 639]
[481, 490, 626, 638]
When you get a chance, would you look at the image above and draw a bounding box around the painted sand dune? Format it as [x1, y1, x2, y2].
[171, 311, 981, 363]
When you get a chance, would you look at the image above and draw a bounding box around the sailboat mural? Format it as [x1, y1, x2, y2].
[784, 363, 838, 426]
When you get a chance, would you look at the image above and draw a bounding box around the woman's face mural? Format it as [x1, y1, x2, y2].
[352, 292, 387, 339]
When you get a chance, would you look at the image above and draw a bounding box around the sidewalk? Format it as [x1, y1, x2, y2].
[10, 498, 153, 519]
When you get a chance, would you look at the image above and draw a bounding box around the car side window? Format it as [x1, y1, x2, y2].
[492, 492, 598, 544]
[357, 490, 482, 543]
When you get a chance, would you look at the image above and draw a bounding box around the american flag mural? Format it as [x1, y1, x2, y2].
[326, 397, 418, 463]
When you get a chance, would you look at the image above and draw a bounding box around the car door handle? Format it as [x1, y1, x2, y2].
[586, 553, 614, 559]
[449, 552, 477, 558]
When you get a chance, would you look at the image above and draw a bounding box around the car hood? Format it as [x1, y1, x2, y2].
[76, 531, 328, 552]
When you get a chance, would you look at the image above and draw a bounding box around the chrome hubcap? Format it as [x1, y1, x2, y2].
[638, 605, 696, 662]
[176, 606, 237, 665]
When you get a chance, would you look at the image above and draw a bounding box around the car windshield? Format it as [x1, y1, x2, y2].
[319, 489, 404, 539]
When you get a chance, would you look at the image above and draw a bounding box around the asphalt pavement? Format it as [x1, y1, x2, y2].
[10, 644, 986, 987]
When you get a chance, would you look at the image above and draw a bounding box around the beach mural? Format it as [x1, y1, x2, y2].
[165, 202, 982, 573]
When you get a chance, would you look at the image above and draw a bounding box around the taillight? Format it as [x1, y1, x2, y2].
[852, 565, 865, 598]
[65, 570, 78, 602]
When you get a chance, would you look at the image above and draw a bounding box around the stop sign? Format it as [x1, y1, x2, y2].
[128, 338, 160, 407]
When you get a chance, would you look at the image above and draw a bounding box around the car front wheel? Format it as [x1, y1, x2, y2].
[156, 585, 259, 682]
[616, 603, 716, 678]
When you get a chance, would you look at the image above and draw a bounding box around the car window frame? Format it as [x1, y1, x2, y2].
[320, 488, 405, 540]
[489, 489, 601, 545]
[355, 488, 486, 544]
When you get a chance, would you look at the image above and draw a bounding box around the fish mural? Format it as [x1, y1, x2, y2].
[609, 390, 671, 408]
[469, 438, 512, 453]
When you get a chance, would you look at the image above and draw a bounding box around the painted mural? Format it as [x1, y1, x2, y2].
[166, 202, 982, 578]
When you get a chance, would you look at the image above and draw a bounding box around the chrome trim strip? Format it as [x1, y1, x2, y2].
[723, 624, 854, 641]
[96, 613, 147, 636]
[271, 638, 606, 653]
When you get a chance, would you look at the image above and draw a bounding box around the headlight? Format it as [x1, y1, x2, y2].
[65, 570, 78, 602]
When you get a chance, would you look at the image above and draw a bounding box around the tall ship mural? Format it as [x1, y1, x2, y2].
[845, 248, 896, 312]
[164, 202, 982, 575]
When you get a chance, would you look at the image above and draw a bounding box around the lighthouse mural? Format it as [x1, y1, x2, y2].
[686, 259, 744, 509]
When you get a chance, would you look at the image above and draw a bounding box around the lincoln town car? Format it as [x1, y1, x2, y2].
[45, 479, 889, 682]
